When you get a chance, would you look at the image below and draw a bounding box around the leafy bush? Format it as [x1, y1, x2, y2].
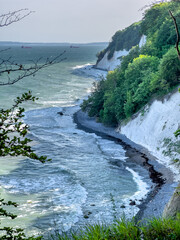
[123, 55, 160, 117]
[141, 2, 170, 37]
[124, 91, 135, 118]
[101, 91, 117, 125]
[120, 46, 140, 73]
[81, 80, 106, 118]
[124, 55, 159, 92]
[140, 1, 180, 58]
[159, 47, 180, 86]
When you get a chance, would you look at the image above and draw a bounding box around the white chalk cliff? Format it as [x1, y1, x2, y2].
[96, 35, 146, 71]
[138, 35, 147, 48]
[118, 89, 180, 180]
[96, 50, 129, 71]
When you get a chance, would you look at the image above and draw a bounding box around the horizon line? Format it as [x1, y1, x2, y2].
[0, 40, 109, 45]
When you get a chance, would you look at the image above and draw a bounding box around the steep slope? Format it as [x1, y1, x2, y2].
[95, 23, 143, 71]
[96, 35, 146, 71]
[119, 89, 180, 179]
[95, 49, 129, 71]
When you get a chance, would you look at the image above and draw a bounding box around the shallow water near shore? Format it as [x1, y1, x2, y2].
[0, 44, 151, 236]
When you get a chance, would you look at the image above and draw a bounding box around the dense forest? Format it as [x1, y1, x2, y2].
[81, 0, 180, 126]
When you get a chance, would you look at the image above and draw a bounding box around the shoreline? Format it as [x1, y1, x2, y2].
[73, 109, 177, 221]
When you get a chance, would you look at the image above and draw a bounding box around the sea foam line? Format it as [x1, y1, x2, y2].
[126, 166, 150, 203]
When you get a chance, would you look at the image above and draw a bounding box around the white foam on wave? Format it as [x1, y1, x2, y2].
[24, 107, 63, 129]
[125, 166, 150, 203]
[39, 100, 76, 107]
[72, 63, 93, 70]
[96, 138, 127, 162]
[0, 173, 88, 233]
[1, 99, 152, 233]
[72, 63, 107, 79]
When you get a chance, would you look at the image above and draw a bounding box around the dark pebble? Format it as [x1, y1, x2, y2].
[58, 112, 63, 116]
[120, 205, 126, 208]
[129, 201, 136, 206]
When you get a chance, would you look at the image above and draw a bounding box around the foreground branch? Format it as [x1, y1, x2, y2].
[0, 51, 66, 86]
[0, 9, 34, 27]
[0, 91, 52, 163]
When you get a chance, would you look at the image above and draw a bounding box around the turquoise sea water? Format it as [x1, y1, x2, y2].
[0, 44, 151, 236]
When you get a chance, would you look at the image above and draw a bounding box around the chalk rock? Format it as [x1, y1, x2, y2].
[163, 183, 180, 218]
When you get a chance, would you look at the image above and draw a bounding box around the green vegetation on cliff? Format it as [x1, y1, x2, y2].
[96, 22, 141, 62]
[82, 0, 180, 126]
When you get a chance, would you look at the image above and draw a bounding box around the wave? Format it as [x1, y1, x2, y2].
[96, 138, 127, 162]
[72, 63, 107, 79]
[126, 166, 150, 203]
[0, 61, 152, 235]
[72, 63, 93, 70]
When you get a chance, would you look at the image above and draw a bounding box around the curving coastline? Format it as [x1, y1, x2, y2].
[73, 109, 177, 221]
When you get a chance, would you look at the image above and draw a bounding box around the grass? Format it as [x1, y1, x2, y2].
[48, 215, 180, 240]
[141, 215, 180, 240]
[2, 215, 180, 239]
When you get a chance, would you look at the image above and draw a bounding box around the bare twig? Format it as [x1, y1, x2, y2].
[0, 9, 67, 85]
[0, 9, 34, 27]
[0, 47, 11, 53]
[169, 10, 180, 60]
[0, 51, 66, 86]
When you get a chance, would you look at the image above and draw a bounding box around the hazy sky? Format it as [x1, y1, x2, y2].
[1, 0, 151, 43]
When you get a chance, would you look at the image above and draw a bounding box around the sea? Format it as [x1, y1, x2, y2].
[0, 44, 152, 236]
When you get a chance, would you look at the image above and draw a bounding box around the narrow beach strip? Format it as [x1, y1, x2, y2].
[73, 109, 177, 221]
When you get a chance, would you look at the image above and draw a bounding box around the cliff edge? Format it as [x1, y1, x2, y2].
[119, 89, 180, 180]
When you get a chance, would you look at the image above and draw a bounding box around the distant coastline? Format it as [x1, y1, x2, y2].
[0, 41, 108, 47]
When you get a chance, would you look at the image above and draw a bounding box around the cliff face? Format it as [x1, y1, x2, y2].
[163, 182, 180, 218]
[118, 89, 180, 180]
[95, 35, 146, 71]
[95, 49, 129, 71]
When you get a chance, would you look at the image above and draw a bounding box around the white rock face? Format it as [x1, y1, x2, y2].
[119, 90, 180, 180]
[163, 182, 180, 218]
[96, 50, 129, 71]
[96, 35, 146, 71]
[139, 35, 147, 48]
